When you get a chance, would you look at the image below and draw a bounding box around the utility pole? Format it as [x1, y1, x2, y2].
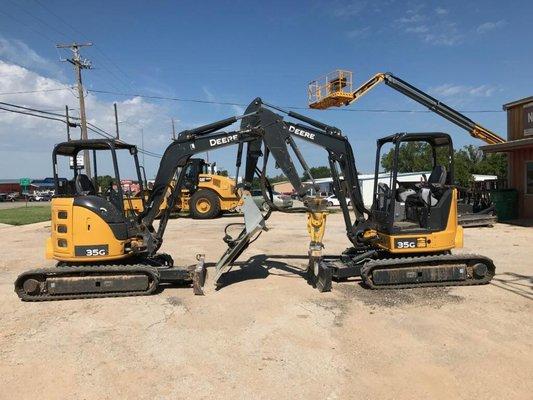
[114, 103, 120, 139]
[65, 105, 71, 141]
[141, 127, 145, 167]
[171, 118, 176, 140]
[57, 42, 93, 177]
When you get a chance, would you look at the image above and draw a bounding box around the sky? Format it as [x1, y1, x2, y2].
[0, 0, 532, 180]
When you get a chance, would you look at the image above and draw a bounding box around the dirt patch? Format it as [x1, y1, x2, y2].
[308, 298, 349, 327]
[166, 296, 183, 306]
[335, 281, 465, 309]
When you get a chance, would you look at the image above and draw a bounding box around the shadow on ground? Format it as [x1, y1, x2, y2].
[490, 272, 533, 300]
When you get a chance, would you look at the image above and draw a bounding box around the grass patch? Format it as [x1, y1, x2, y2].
[0, 206, 51, 226]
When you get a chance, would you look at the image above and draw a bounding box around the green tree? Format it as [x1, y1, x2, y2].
[302, 166, 331, 181]
[96, 175, 114, 193]
[269, 173, 287, 183]
[453, 145, 507, 187]
[381, 142, 449, 173]
[380, 143, 507, 187]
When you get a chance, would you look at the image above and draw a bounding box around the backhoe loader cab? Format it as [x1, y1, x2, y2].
[370, 132, 462, 253]
[182, 158, 214, 190]
[49, 139, 146, 262]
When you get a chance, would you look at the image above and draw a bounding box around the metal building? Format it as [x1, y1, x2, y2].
[481, 96, 533, 218]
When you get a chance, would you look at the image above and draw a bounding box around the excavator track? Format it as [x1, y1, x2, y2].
[15, 265, 160, 302]
[360, 253, 495, 290]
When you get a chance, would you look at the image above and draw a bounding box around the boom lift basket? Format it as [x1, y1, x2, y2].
[308, 70, 354, 109]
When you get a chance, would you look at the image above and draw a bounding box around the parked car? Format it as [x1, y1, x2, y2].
[35, 194, 52, 202]
[7, 192, 19, 202]
[251, 189, 293, 211]
[324, 194, 351, 207]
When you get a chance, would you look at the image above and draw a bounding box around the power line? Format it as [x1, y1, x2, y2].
[7, 0, 70, 41]
[0, 105, 69, 124]
[86, 124, 162, 158]
[87, 88, 505, 113]
[0, 100, 80, 119]
[0, 8, 58, 43]
[32, 0, 135, 91]
[1, 98, 162, 158]
[4, 0, 135, 94]
[0, 88, 71, 96]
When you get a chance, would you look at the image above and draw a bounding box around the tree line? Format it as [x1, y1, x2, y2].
[260, 144, 506, 188]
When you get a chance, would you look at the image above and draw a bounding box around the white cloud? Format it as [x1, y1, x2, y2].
[202, 86, 225, 113]
[330, 0, 367, 18]
[202, 87, 216, 103]
[405, 25, 428, 33]
[0, 59, 175, 178]
[231, 105, 244, 115]
[0, 36, 61, 77]
[430, 83, 498, 99]
[476, 20, 507, 34]
[396, 4, 464, 46]
[398, 13, 426, 24]
[346, 26, 371, 38]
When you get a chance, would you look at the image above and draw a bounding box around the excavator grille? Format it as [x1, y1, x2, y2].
[308, 70, 354, 109]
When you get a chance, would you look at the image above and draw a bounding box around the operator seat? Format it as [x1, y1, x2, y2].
[75, 174, 96, 196]
[427, 165, 447, 187]
[417, 165, 447, 206]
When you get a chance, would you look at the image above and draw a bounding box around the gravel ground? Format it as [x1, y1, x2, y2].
[0, 213, 531, 399]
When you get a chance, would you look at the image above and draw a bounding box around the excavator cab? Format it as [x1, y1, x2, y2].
[48, 139, 146, 262]
[370, 132, 462, 253]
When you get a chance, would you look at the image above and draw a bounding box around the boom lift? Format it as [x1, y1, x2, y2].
[308, 70, 505, 145]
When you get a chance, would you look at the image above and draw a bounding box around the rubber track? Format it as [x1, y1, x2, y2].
[360, 253, 495, 290]
[14, 265, 160, 302]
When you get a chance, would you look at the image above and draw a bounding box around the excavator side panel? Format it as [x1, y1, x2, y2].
[49, 197, 130, 263]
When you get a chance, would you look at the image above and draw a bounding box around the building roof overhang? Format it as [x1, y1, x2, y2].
[502, 96, 533, 110]
[481, 137, 533, 153]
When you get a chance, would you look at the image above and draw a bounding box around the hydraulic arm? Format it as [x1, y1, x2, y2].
[309, 71, 505, 145]
[241, 98, 372, 244]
